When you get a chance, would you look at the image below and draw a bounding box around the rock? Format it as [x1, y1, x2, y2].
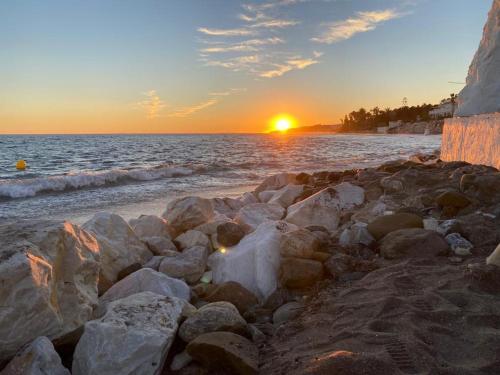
[351, 200, 387, 224]
[339, 222, 375, 247]
[268, 184, 304, 208]
[423, 218, 440, 231]
[239, 192, 259, 206]
[367, 213, 423, 240]
[72, 292, 185, 375]
[285, 188, 341, 232]
[208, 221, 298, 300]
[175, 230, 210, 251]
[460, 173, 500, 202]
[258, 190, 278, 203]
[445, 233, 474, 256]
[217, 222, 246, 247]
[159, 246, 208, 284]
[116, 262, 142, 281]
[247, 324, 266, 343]
[455, 213, 500, 251]
[436, 190, 471, 209]
[324, 253, 355, 279]
[333, 182, 365, 209]
[178, 301, 248, 342]
[486, 243, 500, 267]
[170, 350, 193, 372]
[82, 212, 152, 291]
[162, 196, 214, 235]
[96, 268, 190, 317]
[0, 220, 99, 362]
[255, 173, 297, 193]
[143, 255, 165, 270]
[437, 219, 461, 236]
[186, 332, 259, 375]
[194, 214, 232, 236]
[380, 228, 449, 259]
[129, 214, 172, 238]
[0, 336, 70, 375]
[380, 176, 404, 193]
[205, 281, 259, 315]
[210, 197, 244, 219]
[279, 258, 324, 288]
[192, 283, 217, 299]
[234, 203, 285, 233]
[273, 302, 303, 325]
[310, 251, 331, 262]
[279, 228, 320, 259]
[141, 235, 177, 255]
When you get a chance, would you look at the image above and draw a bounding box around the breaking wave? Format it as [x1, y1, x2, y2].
[0, 165, 196, 199]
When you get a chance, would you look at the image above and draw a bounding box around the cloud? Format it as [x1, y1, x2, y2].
[259, 55, 320, 78]
[210, 88, 247, 96]
[250, 19, 299, 28]
[200, 37, 285, 54]
[168, 98, 219, 118]
[312, 9, 405, 44]
[137, 90, 166, 119]
[197, 27, 257, 36]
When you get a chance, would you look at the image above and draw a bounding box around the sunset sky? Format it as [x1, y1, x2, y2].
[0, 0, 492, 134]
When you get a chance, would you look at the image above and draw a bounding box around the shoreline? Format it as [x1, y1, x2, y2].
[1, 152, 499, 374]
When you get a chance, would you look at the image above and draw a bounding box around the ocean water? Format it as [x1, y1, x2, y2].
[0, 134, 441, 223]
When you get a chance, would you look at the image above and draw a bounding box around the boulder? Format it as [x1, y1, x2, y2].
[486, 243, 500, 267]
[96, 268, 190, 317]
[367, 213, 423, 240]
[0, 220, 99, 362]
[258, 190, 278, 203]
[255, 173, 297, 193]
[279, 228, 320, 259]
[445, 233, 473, 256]
[0, 336, 70, 375]
[380, 228, 449, 259]
[82, 212, 152, 291]
[273, 301, 303, 325]
[436, 191, 471, 208]
[129, 214, 172, 238]
[285, 188, 341, 232]
[142, 236, 177, 255]
[170, 350, 193, 372]
[175, 230, 210, 251]
[460, 173, 500, 203]
[279, 258, 324, 288]
[210, 197, 244, 219]
[205, 281, 259, 314]
[194, 214, 232, 236]
[159, 246, 208, 284]
[178, 301, 247, 342]
[208, 221, 298, 300]
[268, 184, 304, 208]
[142, 255, 165, 271]
[234, 203, 285, 233]
[162, 196, 214, 235]
[239, 192, 259, 206]
[217, 222, 246, 247]
[186, 332, 259, 375]
[325, 253, 355, 279]
[339, 222, 375, 247]
[72, 292, 185, 375]
[333, 182, 365, 209]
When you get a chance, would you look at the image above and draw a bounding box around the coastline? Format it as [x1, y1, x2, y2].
[1, 152, 499, 374]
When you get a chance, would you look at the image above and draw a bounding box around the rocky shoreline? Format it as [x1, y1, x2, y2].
[1, 153, 500, 374]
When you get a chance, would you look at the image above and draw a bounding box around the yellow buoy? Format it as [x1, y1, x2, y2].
[16, 160, 27, 170]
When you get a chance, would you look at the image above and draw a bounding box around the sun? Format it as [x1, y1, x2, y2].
[270, 114, 296, 133]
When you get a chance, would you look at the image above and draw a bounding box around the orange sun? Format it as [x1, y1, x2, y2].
[270, 114, 296, 132]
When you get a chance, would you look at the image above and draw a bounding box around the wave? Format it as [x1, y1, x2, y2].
[0, 165, 195, 199]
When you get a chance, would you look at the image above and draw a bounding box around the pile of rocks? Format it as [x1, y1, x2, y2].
[1, 155, 499, 374]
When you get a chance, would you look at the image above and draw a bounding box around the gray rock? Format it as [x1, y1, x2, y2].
[217, 222, 246, 247]
[162, 196, 215, 235]
[279, 228, 320, 259]
[380, 228, 449, 259]
[446, 233, 473, 256]
[273, 302, 303, 325]
[159, 246, 208, 284]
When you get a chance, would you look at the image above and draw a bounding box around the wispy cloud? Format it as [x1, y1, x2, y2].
[197, 27, 257, 37]
[137, 90, 166, 119]
[200, 37, 285, 54]
[259, 55, 320, 78]
[168, 98, 219, 118]
[210, 88, 247, 96]
[312, 9, 405, 44]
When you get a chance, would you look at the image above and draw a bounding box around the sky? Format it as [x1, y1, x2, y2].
[0, 0, 492, 134]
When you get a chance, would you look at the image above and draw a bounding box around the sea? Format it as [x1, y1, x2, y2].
[0, 134, 441, 224]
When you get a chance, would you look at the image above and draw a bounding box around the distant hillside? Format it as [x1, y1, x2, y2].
[270, 124, 342, 134]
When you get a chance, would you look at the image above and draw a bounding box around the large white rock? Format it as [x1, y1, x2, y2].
[208, 221, 297, 301]
[159, 246, 208, 284]
[285, 188, 341, 232]
[162, 196, 214, 235]
[234, 203, 285, 233]
[83, 213, 152, 291]
[0, 336, 70, 375]
[0, 221, 100, 362]
[333, 182, 365, 210]
[268, 184, 304, 208]
[96, 268, 190, 317]
[255, 173, 297, 193]
[456, 0, 500, 116]
[72, 292, 185, 375]
[486, 243, 500, 267]
[129, 215, 172, 239]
